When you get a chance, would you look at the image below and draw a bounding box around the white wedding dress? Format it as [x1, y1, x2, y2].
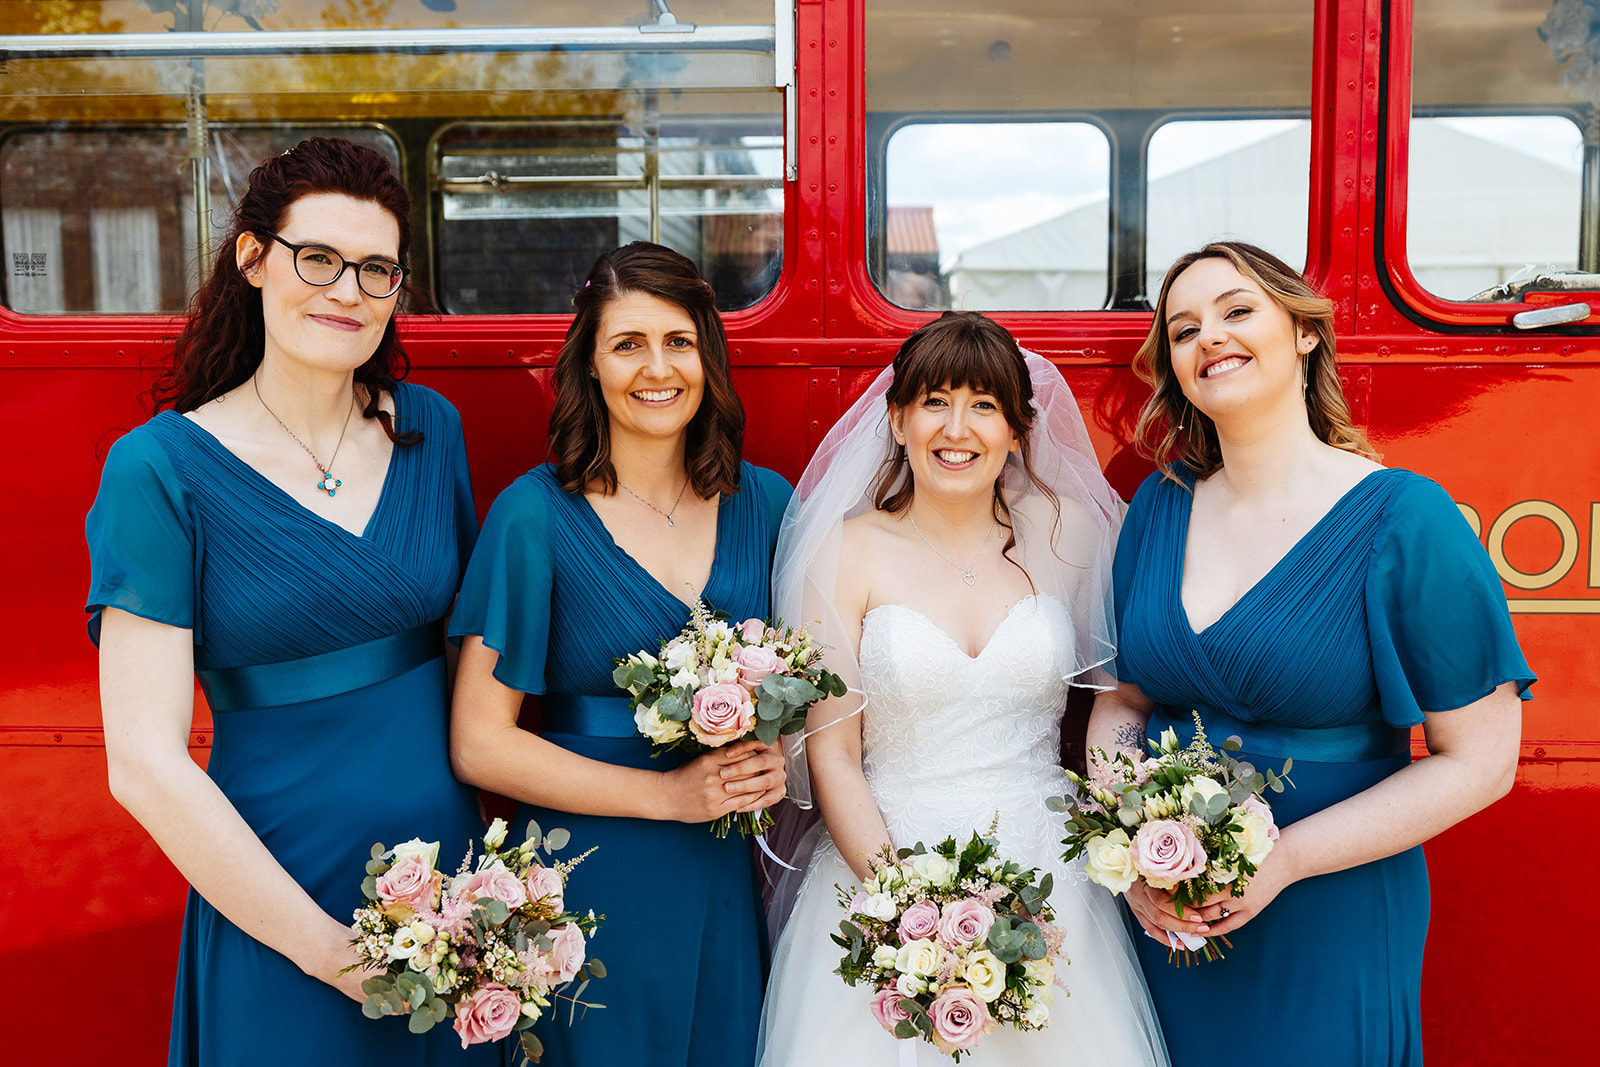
[757, 595, 1170, 1067]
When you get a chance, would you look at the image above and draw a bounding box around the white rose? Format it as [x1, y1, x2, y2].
[864, 893, 898, 921]
[1081, 829, 1139, 895]
[634, 704, 687, 744]
[1181, 775, 1229, 815]
[1023, 1002, 1050, 1027]
[896, 972, 926, 998]
[1209, 858, 1241, 884]
[390, 837, 439, 868]
[670, 667, 698, 689]
[909, 852, 956, 888]
[962, 950, 1007, 1002]
[408, 921, 435, 944]
[482, 818, 508, 851]
[1231, 809, 1276, 867]
[895, 937, 945, 977]
[872, 945, 900, 969]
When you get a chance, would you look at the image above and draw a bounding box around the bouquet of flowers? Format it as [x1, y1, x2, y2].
[1049, 713, 1292, 963]
[347, 817, 604, 1064]
[614, 599, 848, 837]
[832, 830, 1065, 1061]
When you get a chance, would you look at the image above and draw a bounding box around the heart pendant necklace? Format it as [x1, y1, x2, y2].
[908, 514, 995, 586]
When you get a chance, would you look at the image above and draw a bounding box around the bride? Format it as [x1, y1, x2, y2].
[757, 312, 1168, 1066]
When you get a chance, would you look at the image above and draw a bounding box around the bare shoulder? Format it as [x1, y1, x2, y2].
[1318, 443, 1386, 496]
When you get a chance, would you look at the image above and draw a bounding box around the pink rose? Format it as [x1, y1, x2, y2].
[1239, 793, 1280, 840]
[458, 866, 529, 909]
[869, 988, 913, 1035]
[936, 899, 996, 948]
[451, 983, 521, 1048]
[738, 617, 767, 643]
[733, 644, 786, 689]
[688, 682, 756, 746]
[526, 866, 564, 911]
[549, 923, 587, 983]
[1133, 819, 1208, 890]
[897, 899, 940, 944]
[928, 987, 995, 1053]
[375, 854, 441, 910]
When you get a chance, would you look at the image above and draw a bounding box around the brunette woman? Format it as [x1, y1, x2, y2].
[86, 138, 492, 1064]
[449, 242, 790, 1067]
[1090, 242, 1532, 1066]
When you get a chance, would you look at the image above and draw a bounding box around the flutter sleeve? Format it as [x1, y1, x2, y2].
[84, 426, 200, 645]
[1110, 471, 1159, 684]
[447, 472, 553, 694]
[1366, 474, 1535, 727]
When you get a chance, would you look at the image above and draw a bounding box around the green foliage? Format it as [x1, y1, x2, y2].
[545, 827, 571, 852]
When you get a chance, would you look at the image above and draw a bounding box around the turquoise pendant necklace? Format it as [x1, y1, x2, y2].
[253, 376, 356, 498]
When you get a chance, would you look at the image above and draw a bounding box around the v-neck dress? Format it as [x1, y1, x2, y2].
[449, 461, 791, 1067]
[1113, 467, 1533, 1067]
[85, 383, 495, 1067]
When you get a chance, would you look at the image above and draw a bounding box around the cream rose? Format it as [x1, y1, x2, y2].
[390, 837, 440, 867]
[1231, 809, 1276, 867]
[1023, 957, 1056, 1004]
[909, 852, 957, 888]
[1082, 828, 1140, 895]
[872, 944, 900, 969]
[635, 703, 687, 744]
[895, 937, 946, 977]
[863, 893, 898, 921]
[962, 949, 1007, 1002]
[1023, 1002, 1050, 1027]
[1181, 775, 1229, 815]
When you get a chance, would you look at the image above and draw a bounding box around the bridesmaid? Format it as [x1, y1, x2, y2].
[87, 139, 494, 1064]
[449, 241, 790, 1066]
[1089, 242, 1533, 1066]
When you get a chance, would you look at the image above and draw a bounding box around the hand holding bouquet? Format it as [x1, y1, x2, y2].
[347, 818, 604, 1064]
[1049, 712, 1292, 963]
[614, 601, 847, 837]
[833, 830, 1065, 1061]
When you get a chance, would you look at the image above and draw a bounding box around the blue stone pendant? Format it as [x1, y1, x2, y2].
[318, 471, 342, 497]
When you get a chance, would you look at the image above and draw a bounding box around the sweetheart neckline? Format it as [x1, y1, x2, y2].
[862, 595, 1043, 661]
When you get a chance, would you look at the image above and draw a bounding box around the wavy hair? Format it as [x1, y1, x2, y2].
[870, 311, 1059, 584]
[1134, 241, 1376, 483]
[150, 137, 422, 445]
[549, 242, 745, 497]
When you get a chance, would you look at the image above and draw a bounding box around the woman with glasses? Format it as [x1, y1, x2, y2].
[85, 138, 494, 1066]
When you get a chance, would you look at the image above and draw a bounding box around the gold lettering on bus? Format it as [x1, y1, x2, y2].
[1456, 499, 1600, 613]
[1486, 501, 1581, 591]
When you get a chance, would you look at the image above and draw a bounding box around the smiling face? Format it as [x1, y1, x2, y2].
[1164, 256, 1317, 423]
[591, 289, 707, 449]
[890, 383, 1021, 506]
[238, 192, 402, 376]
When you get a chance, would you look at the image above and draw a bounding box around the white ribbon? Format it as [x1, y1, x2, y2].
[755, 829, 798, 871]
[1163, 929, 1209, 952]
[897, 1038, 919, 1067]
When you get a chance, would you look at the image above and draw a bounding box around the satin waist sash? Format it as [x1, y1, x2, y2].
[1152, 704, 1410, 764]
[541, 693, 639, 738]
[198, 621, 444, 713]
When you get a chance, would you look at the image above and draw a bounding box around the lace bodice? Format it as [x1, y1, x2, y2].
[857, 595, 1076, 860]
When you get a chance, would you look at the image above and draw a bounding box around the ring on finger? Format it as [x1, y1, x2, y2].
[1218, 906, 1231, 919]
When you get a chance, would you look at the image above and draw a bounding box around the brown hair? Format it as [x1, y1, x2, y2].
[1133, 241, 1376, 483]
[549, 242, 745, 497]
[871, 311, 1059, 583]
[151, 137, 422, 445]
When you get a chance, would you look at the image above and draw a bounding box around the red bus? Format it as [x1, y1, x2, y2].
[3, 1, 1592, 1063]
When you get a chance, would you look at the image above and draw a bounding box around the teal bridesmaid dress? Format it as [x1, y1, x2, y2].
[86, 383, 497, 1067]
[1113, 468, 1534, 1067]
[449, 461, 791, 1067]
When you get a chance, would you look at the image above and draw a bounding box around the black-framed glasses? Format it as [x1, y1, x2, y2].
[263, 232, 408, 299]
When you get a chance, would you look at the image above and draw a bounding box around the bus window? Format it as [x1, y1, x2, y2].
[0, 1, 786, 316]
[866, 0, 1315, 311]
[1406, 0, 1591, 303]
[1145, 119, 1311, 297]
[877, 122, 1110, 311]
[0, 126, 400, 315]
[433, 114, 783, 315]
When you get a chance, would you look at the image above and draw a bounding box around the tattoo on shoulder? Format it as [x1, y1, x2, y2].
[1113, 722, 1144, 752]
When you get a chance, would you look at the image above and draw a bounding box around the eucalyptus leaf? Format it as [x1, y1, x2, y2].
[362, 995, 387, 1020]
[756, 694, 784, 721]
[408, 1010, 436, 1034]
[1282, 756, 1294, 774]
[370, 843, 386, 860]
[894, 1020, 917, 1040]
[524, 820, 543, 847]
[754, 718, 781, 745]
[546, 827, 571, 851]
[656, 690, 690, 722]
[521, 1031, 545, 1062]
[361, 977, 391, 996]
[361, 874, 379, 901]
[589, 959, 607, 978]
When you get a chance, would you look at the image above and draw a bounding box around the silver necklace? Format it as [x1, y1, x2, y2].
[253, 376, 356, 498]
[908, 513, 995, 586]
[617, 476, 691, 526]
